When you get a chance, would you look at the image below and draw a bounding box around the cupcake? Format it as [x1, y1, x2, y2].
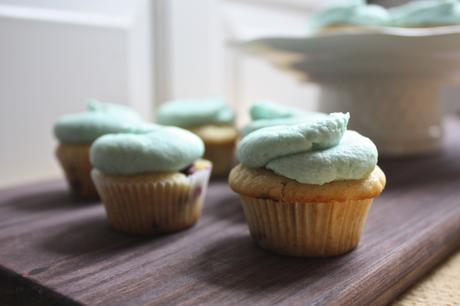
[241, 101, 328, 137]
[308, 0, 390, 32]
[53, 101, 144, 199]
[389, 0, 460, 27]
[229, 112, 386, 257]
[90, 126, 212, 235]
[157, 98, 237, 177]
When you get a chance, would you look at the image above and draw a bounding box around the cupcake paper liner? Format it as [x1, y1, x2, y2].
[92, 164, 211, 235]
[240, 196, 373, 257]
[55, 144, 99, 199]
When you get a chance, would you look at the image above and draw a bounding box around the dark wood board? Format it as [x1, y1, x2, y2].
[1, 117, 460, 306]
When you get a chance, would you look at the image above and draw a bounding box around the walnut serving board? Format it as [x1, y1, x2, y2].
[1, 118, 460, 306]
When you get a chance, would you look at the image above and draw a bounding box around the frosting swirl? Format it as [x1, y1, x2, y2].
[309, 0, 390, 29]
[54, 101, 144, 144]
[237, 113, 378, 185]
[157, 98, 234, 127]
[389, 0, 460, 27]
[90, 126, 205, 175]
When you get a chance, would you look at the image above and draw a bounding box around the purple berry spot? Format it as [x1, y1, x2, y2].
[181, 164, 196, 176]
[193, 186, 202, 198]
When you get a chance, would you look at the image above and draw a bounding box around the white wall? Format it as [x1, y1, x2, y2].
[0, 0, 153, 186]
[165, 0, 321, 125]
[0, 0, 138, 16]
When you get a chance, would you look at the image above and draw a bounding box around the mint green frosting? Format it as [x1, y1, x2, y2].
[242, 101, 328, 137]
[157, 98, 234, 127]
[390, 0, 460, 27]
[250, 101, 305, 120]
[266, 131, 378, 185]
[238, 113, 349, 168]
[242, 117, 321, 138]
[90, 126, 204, 175]
[237, 112, 378, 185]
[54, 101, 145, 144]
[309, 0, 390, 29]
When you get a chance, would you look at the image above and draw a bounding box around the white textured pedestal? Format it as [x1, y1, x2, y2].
[318, 78, 444, 156]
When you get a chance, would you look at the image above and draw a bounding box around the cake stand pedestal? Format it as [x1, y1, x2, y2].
[238, 26, 460, 156]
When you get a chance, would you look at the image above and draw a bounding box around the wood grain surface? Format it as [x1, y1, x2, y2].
[1, 118, 460, 306]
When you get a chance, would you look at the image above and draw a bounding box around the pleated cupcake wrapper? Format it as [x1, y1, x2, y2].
[204, 142, 236, 177]
[240, 196, 373, 257]
[92, 168, 211, 235]
[55, 145, 99, 199]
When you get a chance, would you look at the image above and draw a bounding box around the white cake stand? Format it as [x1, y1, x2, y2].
[237, 26, 460, 156]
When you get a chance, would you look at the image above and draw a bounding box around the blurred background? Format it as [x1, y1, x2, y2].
[0, 0, 459, 186]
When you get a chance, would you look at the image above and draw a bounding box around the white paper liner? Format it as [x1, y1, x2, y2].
[240, 196, 373, 257]
[92, 165, 211, 235]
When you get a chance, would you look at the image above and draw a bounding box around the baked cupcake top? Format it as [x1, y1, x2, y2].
[389, 0, 460, 27]
[157, 98, 235, 127]
[241, 101, 328, 137]
[54, 101, 144, 144]
[309, 0, 390, 29]
[237, 112, 378, 185]
[90, 126, 205, 175]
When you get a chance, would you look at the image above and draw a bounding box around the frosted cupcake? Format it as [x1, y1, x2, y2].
[157, 98, 237, 177]
[241, 101, 328, 137]
[90, 126, 212, 235]
[309, 0, 390, 31]
[229, 112, 386, 257]
[389, 0, 460, 27]
[53, 101, 143, 199]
